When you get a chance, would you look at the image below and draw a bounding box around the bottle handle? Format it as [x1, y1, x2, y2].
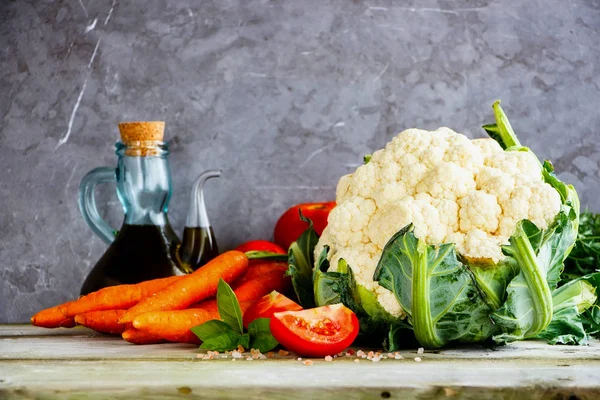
[78, 167, 118, 244]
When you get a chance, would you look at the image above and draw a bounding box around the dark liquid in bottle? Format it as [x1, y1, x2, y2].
[178, 226, 219, 272]
[80, 224, 182, 295]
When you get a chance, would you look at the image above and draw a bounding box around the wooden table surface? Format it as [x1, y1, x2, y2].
[1, 324, 600, 399]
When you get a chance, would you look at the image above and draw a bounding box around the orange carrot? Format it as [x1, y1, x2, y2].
[132, 302, 253, 344]
[31, 275, 183, 328]
[30, 301, 78, 328]
[132, 309, 213, 344]
[122, 328, 165, 345]
[232, 261, 288, 289]
[232, 269, 292, 302]
[74, 310, 126, 335]
[193, 270, 290, 310]
[119, 251, 248, 325]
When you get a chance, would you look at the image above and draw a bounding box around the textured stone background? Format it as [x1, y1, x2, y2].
[1, 0, 599, 322]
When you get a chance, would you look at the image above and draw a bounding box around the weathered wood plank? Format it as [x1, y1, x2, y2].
[2, 325, 600, 361]
[2, 359, 600, 400]
[2, 325, 600, 399]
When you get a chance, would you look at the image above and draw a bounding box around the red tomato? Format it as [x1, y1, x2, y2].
[242, 291, 302, 328]
[274, 202, 336, 250]
[269, 304, 359, 357]
[234, 240, 286, 254]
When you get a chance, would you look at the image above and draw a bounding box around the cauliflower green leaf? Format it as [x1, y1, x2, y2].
[374, 224, 496, 348]
[287, 212, 319, 308]
[534, 273, 598, 345]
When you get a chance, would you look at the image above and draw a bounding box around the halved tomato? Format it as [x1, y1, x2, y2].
[273, 202, 336, 250]
[269, 303, 359, 357]
[234, 240, 286, 254]
[243, 291, 302, 328]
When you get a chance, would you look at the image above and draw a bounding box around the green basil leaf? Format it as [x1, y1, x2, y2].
[248, 318, 279, 352]
[238, 333, 251, 349]
[199, 331, 241, 352]
[190, 319, 233, 341]
[217, 279, 244, 334]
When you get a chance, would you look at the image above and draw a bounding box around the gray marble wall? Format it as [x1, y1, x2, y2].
[1, 0, 599, 322]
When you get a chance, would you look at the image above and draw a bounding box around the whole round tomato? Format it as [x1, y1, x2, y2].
[274, 202, 336, 250]
[269, 303, 359, 357]
[234, 240, 286, 254]
[243, 291, 302, 328]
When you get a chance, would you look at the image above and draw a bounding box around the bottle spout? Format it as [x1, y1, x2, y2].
[185, 169, 221, 228]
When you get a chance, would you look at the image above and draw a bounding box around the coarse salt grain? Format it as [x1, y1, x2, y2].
[417, 347, 424, 354]
[414, 357, 422, 362]
[297, 358, 302, 361]
[387, 353, 394, 359]
[246, 357, 253, 361]
[354, 359, 360, 363]
[324, 356, 333, 362]
[395, 354, 403, 360]
[303, 360, 313, 366]
[278, 350, 289, 356]
[231, 351, 242, 359]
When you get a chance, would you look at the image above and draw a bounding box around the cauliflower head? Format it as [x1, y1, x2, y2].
[316, 127, 562, 317]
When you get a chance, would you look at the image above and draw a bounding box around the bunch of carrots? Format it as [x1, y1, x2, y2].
[30, 250, 291, 345]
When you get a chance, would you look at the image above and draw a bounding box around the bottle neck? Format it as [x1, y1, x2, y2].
[115, 142, 173, 226]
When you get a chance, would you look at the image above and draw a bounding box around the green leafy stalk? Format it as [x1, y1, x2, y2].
[492, 221, 555, 343]
[535, 275, 597, 345]
[511, 222, 553, 334]
[482, 100, 521, 150]
[245, 251, 288, 261]
[374, 224, 495, 349]
[579, 272, 600, 339]
[287, 211, 319, 308]
[562, 211, 600, 285]
[411, 240, 442, 348]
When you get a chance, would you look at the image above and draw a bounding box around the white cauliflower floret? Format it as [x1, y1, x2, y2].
[367, 202, 413, 250]
[416, 162, 476, 201]
[335, 174, 353, 202]
[458, 191, 502, 234]
[476, 166, 516, 204]
[444, 133, 485, 170]
[316, 127, 562, 317]
[527, 182, 562, 229]
[461, 229, 504, 263]
[472, 138, 504, 159]
[487, 150, 542, 184]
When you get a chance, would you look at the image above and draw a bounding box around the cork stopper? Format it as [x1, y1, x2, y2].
[117, 121, 165, 156]
[118, 121, 165, 143]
